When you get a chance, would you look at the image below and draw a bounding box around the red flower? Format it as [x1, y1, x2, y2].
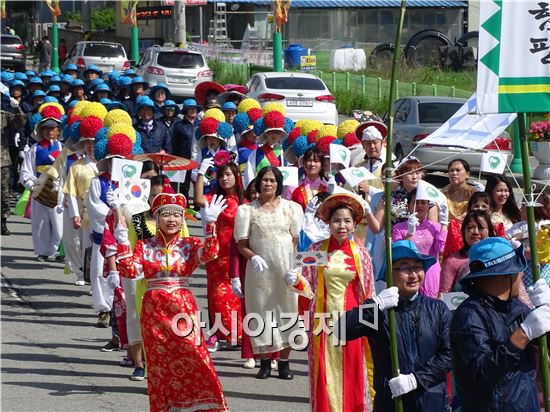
[247, 108, 262, 123]
[213, 150, 232, 167]
[343, 132, 361, 147]
[307, 129, 318, 144]
[317, 135, 337, 155]
[80, 116, 104, 138]
[107, 133, 133, 157]
[41, 106, 62, 120]
[200, 117, 219, 136]
[287, 127, 301, 145]
[264, 111, 285, 129]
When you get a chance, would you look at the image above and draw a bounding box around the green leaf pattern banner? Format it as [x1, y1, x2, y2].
[477, 0, 550, 113]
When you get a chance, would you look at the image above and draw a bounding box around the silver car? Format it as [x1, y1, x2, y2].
[63, 41, 130, 73]
[1, 34, 26, 71]
[386, 96, 512, 172]
[136, 46, 213, 99]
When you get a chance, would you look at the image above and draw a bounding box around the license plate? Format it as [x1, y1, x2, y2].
[167, 77, 191, 84]
[98, 65, 113, 72]
[286, 99, 313, 107]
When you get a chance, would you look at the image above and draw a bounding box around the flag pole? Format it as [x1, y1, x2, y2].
[384, 1, 407, 411]
[517, 113, 550, 411]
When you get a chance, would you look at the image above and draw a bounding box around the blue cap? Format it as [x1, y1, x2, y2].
[68, 100, 79, 109]
[9, 80, 27, 96]
[88, 78, 104, 90]
[391, 240, 436, 272]
[149, 82, 171, 98]
[95, 83, 111, 93]
[40, 69, 55, 78]
[43, 96, 59, 103]
[71, 79, 86, 88]
[1, 71, 14, 83]
[135, 96, 156, 113]
[161, 99, 180, 113]
[63, 63, 79, 73]
[84, 64, 102, 76]
[31, 90, 47, 100]
[48, 85, 61, 93]
[182, 98, 201, 111]
[25, 70, 37, 77]
[29, 76, 43, 85]
[123, 69, 136, 77]
[461, 238, 527, 285]
[106, 100, 128, 111]
[48, 75, 61, 86]
[14, 72, 28, 81]
[131, 76, 149, 88]
[117, 76, 132, 88]
[106, 70, 121, 81]
[59, 74, 73, 84]
[99, 97, 112, 106]
[222, 101, 237, 111]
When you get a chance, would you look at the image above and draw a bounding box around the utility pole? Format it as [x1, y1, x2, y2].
[175, 0, 186, 48]
[82, 0, 91, 38]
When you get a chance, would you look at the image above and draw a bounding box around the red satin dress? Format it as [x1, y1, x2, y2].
[205, 193, 242, 343]
[117, 234, 228, 412]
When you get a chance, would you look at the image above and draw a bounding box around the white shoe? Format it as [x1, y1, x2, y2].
[271, 360, 278, 370]
[242, 358, 256, 369]
[75, 280, 86, 286]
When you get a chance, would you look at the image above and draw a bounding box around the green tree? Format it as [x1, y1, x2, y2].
[62, 6, 115, 30]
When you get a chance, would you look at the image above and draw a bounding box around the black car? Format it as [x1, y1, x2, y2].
[1, 34, 26, 71]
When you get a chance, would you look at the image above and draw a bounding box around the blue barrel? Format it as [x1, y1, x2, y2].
[284, 44, 307, 69]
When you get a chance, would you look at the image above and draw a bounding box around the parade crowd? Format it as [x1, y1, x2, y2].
[1, 65, 550, 412]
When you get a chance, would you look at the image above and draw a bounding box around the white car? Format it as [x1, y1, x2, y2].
[136, 46, 213, 99]
[246, 72, 338, 125]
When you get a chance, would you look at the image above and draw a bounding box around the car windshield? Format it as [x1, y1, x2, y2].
[83, 43, 125, 58]
[418, 102, 462, 123]
[265, 77, 325, 90]
[2, 36, 21, 45]
[157, 52, 204, 68]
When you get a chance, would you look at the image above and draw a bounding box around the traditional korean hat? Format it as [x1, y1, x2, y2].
[151, 193, 187, 215]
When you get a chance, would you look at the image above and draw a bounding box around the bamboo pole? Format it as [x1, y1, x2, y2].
[383, 1, 407, 412]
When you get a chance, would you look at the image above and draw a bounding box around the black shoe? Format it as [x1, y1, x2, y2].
[36, 255, 47, 262]
[1, 221, 10, 236]
[278, 360, 294, 380]
[255, 359, 271, 379]
[54, 255, 65, 263]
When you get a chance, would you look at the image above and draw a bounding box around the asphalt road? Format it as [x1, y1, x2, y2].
[1, 207, 310, 412]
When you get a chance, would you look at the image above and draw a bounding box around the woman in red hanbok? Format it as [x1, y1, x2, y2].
[115, 192, 228, 412]
[195, 151, 243, 351]
[286, 192, 376, 412]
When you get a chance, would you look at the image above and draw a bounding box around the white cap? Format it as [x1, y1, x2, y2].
[362, 126, 383, 142]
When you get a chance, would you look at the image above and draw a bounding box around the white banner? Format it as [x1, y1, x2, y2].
[329, 144, 351, 168]
[164, 169, 187, 183]
[278, 166, 299, 187]
[477, 1, 550, 113]
[480, 151, 507, 174]
[339, 167, 377, 188]
[111, 158, 143, 182]
[418, 94, 516, 150]
[441, 292, 468, 311]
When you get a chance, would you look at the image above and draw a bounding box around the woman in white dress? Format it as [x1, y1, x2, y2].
[234, 166, 304, 380]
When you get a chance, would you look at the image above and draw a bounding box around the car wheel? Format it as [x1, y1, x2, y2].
[394, 144, 404, 162]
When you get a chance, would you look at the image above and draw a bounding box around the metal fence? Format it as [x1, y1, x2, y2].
[212, 60, 472, 102]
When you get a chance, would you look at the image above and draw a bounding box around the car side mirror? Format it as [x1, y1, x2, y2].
[129, 59, 136, 67]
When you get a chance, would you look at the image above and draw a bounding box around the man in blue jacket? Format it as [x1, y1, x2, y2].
[342, 240, 452, 412]
[450, 237, 550, 411]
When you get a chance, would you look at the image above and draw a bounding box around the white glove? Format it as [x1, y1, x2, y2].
[438, 200, 449, 226]
[285, 269, 299, 286]
[250, 255, 269, 273]
[372, 286, 399, 311]
[528, 279, 550, 308]
[203, 194, 227, 223]
[25, 179, 36, 190]
[407, 212, 419, 236]
[107, 270, 120, 289]
[389, 373, 418, 398]
[231, 278, 244, 298]
[520, 305, 550, 341]
[106, 187, 120, 210]
[473, 181, 485, 192]
[510, 238, 522, 250]
[9, 97, 19, 108]
[55, 204, 64, 214]
[14, 132, 20, 148]
[19, 144, 30, 158]
[114, 223, 129, 244]
[198, 157, 214, 176]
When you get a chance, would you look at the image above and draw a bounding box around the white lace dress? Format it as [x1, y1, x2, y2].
[234, 198, 304, 354]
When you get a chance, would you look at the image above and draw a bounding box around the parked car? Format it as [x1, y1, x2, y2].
[246, 72, 338, 125]
[1, 34, 26, 71]
[63, 41, 130, 73]
[136, 46, 213, 99]
[385, 96, 512, 172]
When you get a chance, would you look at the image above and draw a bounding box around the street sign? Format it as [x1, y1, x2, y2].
[300, 55, 316, 72]
[136, 5, 174, 20]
